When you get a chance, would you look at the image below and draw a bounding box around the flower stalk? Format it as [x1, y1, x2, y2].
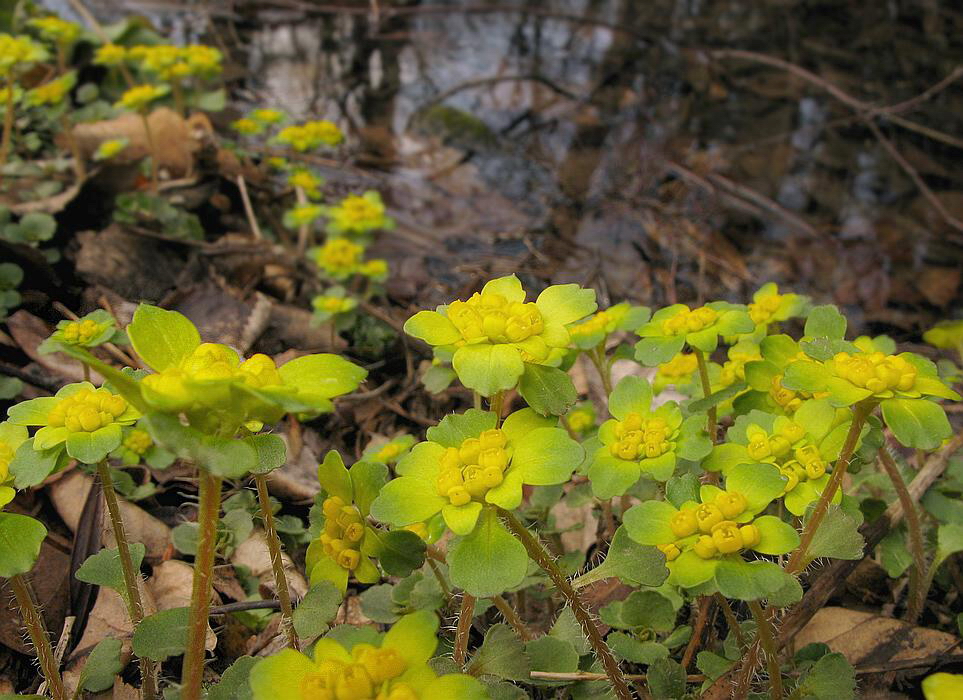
[749, 600, 782, 700]
[181, 470, 222, 700]
[96, 460, 156, 699]
[9, 573, 68, 700]
[253, 472, 298, 650]
[693, 348, 716, 442]
[499, 508, 633, 700]
[453, 592, 475, 667]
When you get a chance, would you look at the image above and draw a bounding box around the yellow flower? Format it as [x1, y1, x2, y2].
[276, 120, 343, 151]
[94, 138, 129, 161]
[123, 428, 153, 456]
[231, 117, 263, 135]
[25, 71, 75, 107]
[287, 169, 323, 199]
[924, 672, 963, 700]
[0, 34, 48, 75]
[115, 84, 168, 111]
[326, 191, 392, 235]
[29, 17, 81, 45]
[359, 259, 388, 280]
[93, 43, 126, 66]
[284, 203, 323, 229]
[250, 108, 284, 125]
[310, 239, 364, 280]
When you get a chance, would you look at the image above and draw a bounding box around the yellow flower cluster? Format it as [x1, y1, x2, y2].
[115, 84, 167, 111]
[129, 44, 222, 79]
[745, 423, 826, 491]
[435, 429, 509, 506]
[94, 138, 129, 161]
[566, 406, 595, 433]
[28, 16, 81, 44]
[448, 291, 544, 345]
[123, 428, 153, 456]
[25, 72, 73, 106]
[717, 346, 761, 386]
[93, 43, 126, 66]
[315, 295, 354, 314]
[0, 441, 14, 479]
[250, 108, 284, 124]
[658, 353, 698, 381]
[47, 388, 127, 433]
[287, 203, 323, 227]
[569, 308, 615, 339]
[830, 351, 916, 394]
[61, 319, 102, 344]
[142, 344, 281, 402]
[276, 120, 343, 151]
[297, 643, 410, 700]
[748, 291, 785, 325]
[609, 413, 671, 461]
[288, 170, 323, 199]
[328, 193, 389, 233]
[317, 496, 366, 571]
[375, 442, 407, 462]
[313, 239, 364, 277]
[0, 34, 47, 74]
[231, 117, 261, 135]
[659, 491, 760, 561]
[768, 372, 815, 413]
[660, 306, 718, 336]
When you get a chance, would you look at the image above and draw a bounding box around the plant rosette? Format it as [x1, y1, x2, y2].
[8, 382, 139, 465]
[635, 301, 754, 366]
[566, 302, 650, 351]
[623, 463, 798, 597]
[564, 402, 597, 437]
[783, 348, 959, 449]
[404, 274, 597, 396]
[704, 399, 854, 515]
[249, 611, 488, 700]
[734, 283, 809, 342]
[305, 451, 387, 593]
[38, 309, 124, 354]
[311, 287, 358, 326]
[0, 421, 28, 507]
[110, 423, 175, 469]
[587, 376, 711, 498]
[361, 434, 416, 466]
[323, 191, 395, 238]
[370, 408, 581, 595]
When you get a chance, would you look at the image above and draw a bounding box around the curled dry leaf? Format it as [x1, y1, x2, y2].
[49, 471, 172, 561]
[231, 530, 309, 601]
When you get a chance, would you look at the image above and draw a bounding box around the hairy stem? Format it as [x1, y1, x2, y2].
[786, 401, 874, 573]
[591, 343, 613, 396]
[97, 461, 156, 699]
[681, 596, 712, 669]
[499, 509, 633, 700]
[426, 558, 451, 598]
[492, 595, 533, 641]
[453, 592, 475, 667]
[714, 592, 746, 647]
[254, 473, 298, 650]
[10, 574, 68, 700]
[878, 448, 927, 623]
[693, 349, 716, 442]
[749, 600, 782, 700]
[181, 471, 222, 700]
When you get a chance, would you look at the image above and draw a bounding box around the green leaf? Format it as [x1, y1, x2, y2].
[517, 363, 577, 416]
[448, 508, 527, 597]
[511, 427, 581, 485]
[349, 461, 388, 516]
[635, 335, 686, 367]
[724, 463, 787, 514]
[753, 515, 800, 555]
[372, 529, 426, 577]
[143, 413, 256, 478]
[685, 382, 746, 415]
[194, 87, 226, 111]
[80, 638, 123, 692]
[622, 500, 679, 545]
[292, 581, 342, 638]
[804, 305, 847, 340]
[65, 424, 123, 464]
[937, 523, 963, 559]
[360, 584, 401, 623]
[427, 409, 498, 447]
[526, 636, 579, 677]
[128, 304, 200, 371]
[207, 656, 257, 700]
[804, 505, 864, 563]
[607, 633, 669, 665]
[535, 284, 597, 326]
[277, 354, 367, 400]
[422, 365, 457, 394]
[767, 575, 803, 608]
[468, 624, 531, 681]
[10, 439, 67, 489]
[713, 559, 791, 601]
[317, 450, 352, 502]
[370, 475, 445, 527]
[245, 434, 287, 475]
[619, 590, 677, 631]
[75, 543, 146, 598]
[796, 652, 855, 699]
[0, 512, 47, 577]
[647, 657, 687, 699]
[452, 344, 525, 396]
[132, 607, 189, 661]
[881, 398, 951, 449]
[404, 310, 461, 345]
[573, 526, 668, 589]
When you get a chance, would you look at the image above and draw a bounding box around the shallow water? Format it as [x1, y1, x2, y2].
[46, 0, 963, 333]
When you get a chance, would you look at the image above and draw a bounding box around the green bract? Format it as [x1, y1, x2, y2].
[362, 434, 416, 465]
[8, 382, 139, 464]
[403, 274, 596, 396]
[371, 408, 581, 536]
[705, 399, 852, 515]
[38, 309, 124, 354]
[249, 611, 488, 700]
[624, 463, 797, 597]
[588, 376, 711, 497]
[568, 302, 650, 350]
[635, 301, 753, 365]
[740, 283, 809, 341]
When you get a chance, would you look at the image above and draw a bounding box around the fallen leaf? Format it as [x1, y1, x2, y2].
[231, 531, 308, 602]
[149, 560, 215, 652]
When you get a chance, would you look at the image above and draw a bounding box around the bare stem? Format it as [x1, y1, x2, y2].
[58, 113, 86, 181]
[492, 595, 533, 641]
[295, 186, 311, 256]
[591, 344, 613, 396]
[693, 349, 716, 443]
[9, 574, 68, 700]
[499, 508, 634, 700]
[877, 448, 927, 623]
[453, 592, 475, 667]
[140, 112, 159, 192]
[786, 401, 874, 573]
[681, 596, 712, 669]
[749, 600, 783, 700]
[1, 74, 16, 173]
[97, 461, 156, 699]
[254, 473, 298, 650]
[181, 470, 222, 700]
[714, 592, 746, 647]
